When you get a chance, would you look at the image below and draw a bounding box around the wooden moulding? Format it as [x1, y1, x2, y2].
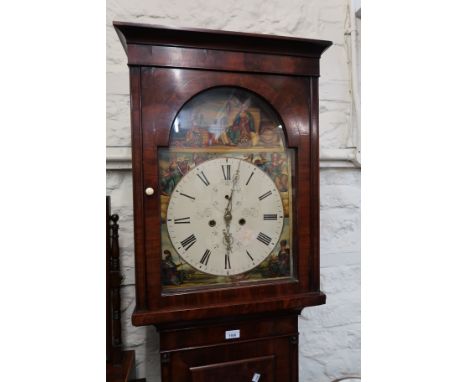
[126, 44, 321, 76]
[132, 292, 326, 327]
[114, 21, 332, 58]
[114, 22, 331, 76]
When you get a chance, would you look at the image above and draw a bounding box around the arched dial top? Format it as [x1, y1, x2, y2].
[166, 157, 284, 276]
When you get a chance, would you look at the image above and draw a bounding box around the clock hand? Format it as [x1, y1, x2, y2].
[222, 228, 233, 253]
[224, 160, 242, 218]
[223, 160, 242, 254]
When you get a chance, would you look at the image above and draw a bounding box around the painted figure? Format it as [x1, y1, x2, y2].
[225, 102, 256, 146]
[160, 155, 191, 195]
[259, 121, 280, 146]
[161, 250, 182, 285]
[266, 153, 288, 192]
[253, 153, 269, 172]
[193, 153, 210, 166]
[277, 239, 290, 276]
[185, 125, 205, 147]
[265, 240, 290, 277]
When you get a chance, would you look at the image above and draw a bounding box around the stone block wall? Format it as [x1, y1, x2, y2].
[106, 1, 361, 381]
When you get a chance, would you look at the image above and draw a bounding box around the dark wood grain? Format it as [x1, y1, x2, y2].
[114, 21, 332, 58]
[106, 350, 135, 382]
[109, 211, 123, 364]
[115, 22, 330, 326]
[115, 23, 330, 381]
[114, 22, 331, 382]
[107, 197, 111, 362]
[158, 312, 298, 351]
[139, 68, 304, 148]
[310, 77, 321, 291]
[129, 66, 148, 310]
[127, 44, 320, 76]
[190, 355, 275, 382]
[158, 313, 298, 382]
[289, 334, 299, 381]
[133, 292, 325, 326]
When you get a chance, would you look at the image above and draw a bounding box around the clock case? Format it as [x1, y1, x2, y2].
[114, 22, 332, 327]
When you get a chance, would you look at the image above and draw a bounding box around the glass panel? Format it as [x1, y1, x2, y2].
[169, 87, 285, 149]
[158, 87, 295, 293]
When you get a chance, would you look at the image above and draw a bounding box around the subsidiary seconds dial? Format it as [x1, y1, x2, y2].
[166, 157, 284, 276]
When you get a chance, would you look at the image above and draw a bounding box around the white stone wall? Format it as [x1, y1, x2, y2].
[106, 1, 360, 381]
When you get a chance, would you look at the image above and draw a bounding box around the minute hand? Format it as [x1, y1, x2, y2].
[224, 160, 241, 218]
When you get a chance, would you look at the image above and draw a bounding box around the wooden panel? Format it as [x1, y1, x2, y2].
[159, 313, 297, 351]
[106, 197, 110, 362]
[127, 44, 320, 76]
[190, 355, 275, 382]
[310, 77, 321, 291]
[139, 68, 305, 148]
[158, 314, 298, 381]
[129, 66, 148, 311]
[162, 337, 295, 382]
[114, 21, 332, 59]
[133, 293, 324, 326]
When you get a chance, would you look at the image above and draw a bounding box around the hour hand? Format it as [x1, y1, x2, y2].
[224, 161, 241, 216]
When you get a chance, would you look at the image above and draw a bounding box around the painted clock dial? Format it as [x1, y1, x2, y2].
[166, 157, 284, 276]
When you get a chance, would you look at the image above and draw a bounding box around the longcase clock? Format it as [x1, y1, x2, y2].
[114, 21, 331, 382]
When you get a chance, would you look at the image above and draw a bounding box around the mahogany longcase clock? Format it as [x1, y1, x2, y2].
[114, 21, 331, 382]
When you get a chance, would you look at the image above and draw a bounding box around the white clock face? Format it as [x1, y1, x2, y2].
[166, 157, 284, 276]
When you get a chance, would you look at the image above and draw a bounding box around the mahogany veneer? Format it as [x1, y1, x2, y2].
[114, 21, 331, 382]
